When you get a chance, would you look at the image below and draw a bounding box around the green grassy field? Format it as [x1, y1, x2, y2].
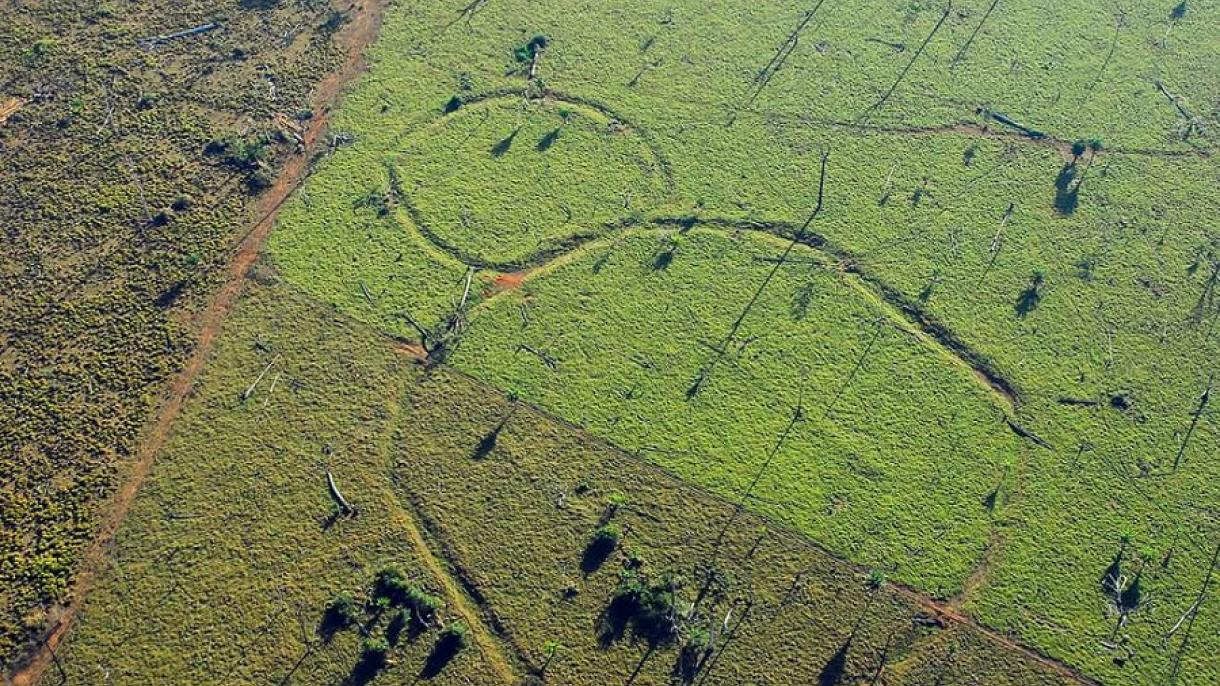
[454, 227, 1023, 594]
[47, 275, 1085, 685]
[393, 365, 1081, 686]
[28, 0, 1220, 683]
[46, 281, 506, 685]
[265, 0, 1220, 683]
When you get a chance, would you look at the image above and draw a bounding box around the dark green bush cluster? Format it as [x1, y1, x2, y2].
[374, 566, 442, 628]
[204, 134, 274, 190]
[609, 570, 682, 643]
[205, 135, 269, 170]
[323, 566, 451, 678]
[676, 627, 713, 681]
[591, 522, 621, 550]
[513, 34, 550, 63]
[325, 592, 362, 629]
[355, 188, 393, 217]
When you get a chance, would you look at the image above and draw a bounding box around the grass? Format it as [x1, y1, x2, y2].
[453, 228, 1021, 594]
[391, 364, 1080, 685]
[18, 0, 1220, 683]
[46, 281, 501, 685]
[49, 275, 1083, 685]
[0, 0, 347, 663]
[394, 95, 669, 267]
[261, 0, 1220, 683]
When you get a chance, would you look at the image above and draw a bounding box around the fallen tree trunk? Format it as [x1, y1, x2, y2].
[326, 470, 355, 515]
[138, 22, 220, 47]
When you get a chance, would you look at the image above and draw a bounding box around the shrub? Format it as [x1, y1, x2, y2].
[605, 491, 629, 512]
[361, 636, 391, 670]
[442, 621, 470, 648]
[677, 628, 712, 680]
[607, 570, 680, 643]
[326, 592, 361, 627]
[363, 635, 390, 657]
[406, 585, 442, 626]
[868, 569, 887, 589]
[513, 34, 551, 63]
[592, 523, 621, 548]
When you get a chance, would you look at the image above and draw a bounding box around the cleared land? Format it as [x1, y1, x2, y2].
[45, 278, 1087, 685]
[264, 0, 1220, 683]
[8, 0, 1220, 684]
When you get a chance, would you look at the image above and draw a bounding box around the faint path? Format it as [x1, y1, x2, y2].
[374, 388, 517, 683]
[377, 493, 517, 683]
[4, 2, 391, 684]
[944, 529, 1005, 613]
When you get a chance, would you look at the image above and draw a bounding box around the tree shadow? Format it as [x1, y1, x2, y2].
[671, 643, 711, 683]
[419, 632, 463, 679]
[1014, 272, 1044, 318]
[472, 419, 506, 460]
[536, 127, 561, 152]
[1053, 162, 1079, 215]
[1119, 569, 1143, 613]
[581, 537, 616, 574]
[596, 594, 635, 647]
[1100, 544, 1124, 597]
[386, 611, 408, 646]
[490, 128, 521, 158]
[818, 636, 851, 686]
[347, 653, 385, 686]
[317, 607, 351, 644]
[1014, 287, 1040, 316]
[652, 249, 675, 270]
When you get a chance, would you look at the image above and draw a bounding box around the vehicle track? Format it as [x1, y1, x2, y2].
[4, 1, 392, 683]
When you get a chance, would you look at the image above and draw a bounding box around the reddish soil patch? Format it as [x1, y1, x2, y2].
[487, 270, 527, 294]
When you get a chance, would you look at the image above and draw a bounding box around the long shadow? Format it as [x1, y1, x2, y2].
[728, 1, 826, 125]
[490, 127, 521, 157]
[1014, 272, 1044, 318]
[855, 4, 951, 124]
[687, 150, 828, 399]
[949, 0, 1000, 69]
[1014, 284, 1041, 317]
[596, 593, 635, 647]
[419, 633, 463, 679]
[348, 652, 386, 686]
[536, 127, 561, 152]
[472, 409, 514, 460]
[318, 606, 352, 644]
[818, 637, 851, 686]
[1053, 162, 1079, 215]
[1167, 543, 1220, 684]
[581, 537, 616, 574]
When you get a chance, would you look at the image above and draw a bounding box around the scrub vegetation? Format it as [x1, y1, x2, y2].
[0, 0, 361, 667]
